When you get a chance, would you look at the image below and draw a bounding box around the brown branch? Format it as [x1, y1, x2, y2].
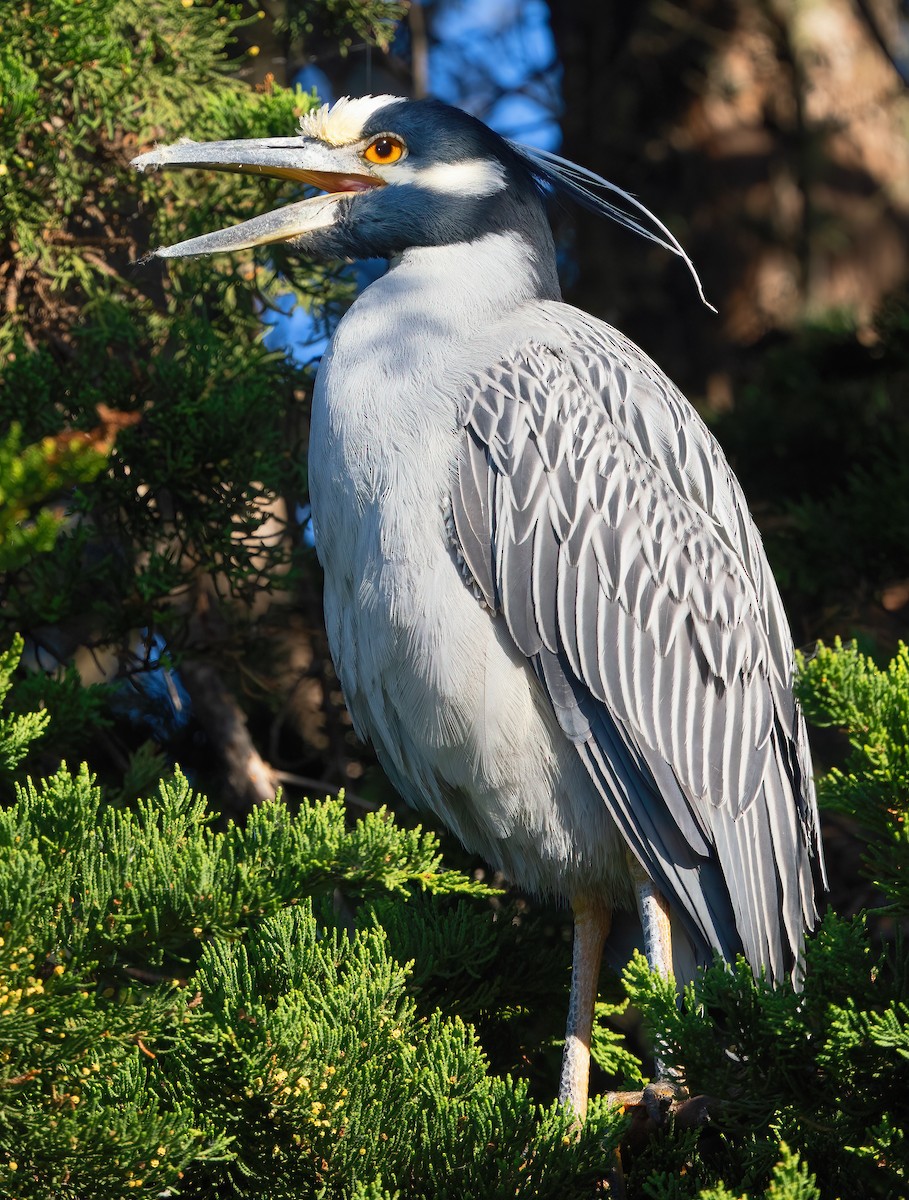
[1, 1068, 42, 1087]
[135, 1035, 156, 1059]
[180, 658, 280, 812]
[271, 769, 378, 811]
[3, 260, 27, 315]
[43, 231, 134, 248]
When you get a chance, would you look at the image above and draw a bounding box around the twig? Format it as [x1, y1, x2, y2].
[271, 769, 378, 810]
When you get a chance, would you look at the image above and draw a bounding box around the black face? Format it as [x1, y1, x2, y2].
[132, 95, 559, 285]
[313, 98, 555, 264]
[358, 98, 522, 169]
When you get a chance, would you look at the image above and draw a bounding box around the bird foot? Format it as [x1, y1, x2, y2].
[599, 1087, 719, 1196]
[641, 1078, 684, 1125]
[607, 1080, 706, 1130]
[607, 1084, 720, 1165]
[608, 1078, 685, 1105]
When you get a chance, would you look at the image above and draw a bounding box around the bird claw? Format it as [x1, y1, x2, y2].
[607, 1079, 690, 1128]
[642, 1078, 684, 1125]
[599, 1086, 718, 1197]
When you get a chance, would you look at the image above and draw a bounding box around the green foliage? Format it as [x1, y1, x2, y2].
[0, 636, 49, 778]
[696, 1144, 820, 1200]
[622, 913, 907, 1199]
[797, 639, 909, 910]
[590, 996, 646, 1088]
[282, 0, 408, 55]
[708, 297, 909, 624]
[0, 645, 622, 1195]
[3, 766, 499, 972]
[0, 776, 624, 1196]
[176, 906, 621, 1199]
[371, 891, 576, 1087]
[0, 0, 350, 688]
[6, 634, 909, 1197]
[5, 663, 113, 781]
[0, 423, 108, 574]
[4, 569, 909, 1198]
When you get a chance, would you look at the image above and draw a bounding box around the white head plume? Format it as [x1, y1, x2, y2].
[509, 142, 716, 312]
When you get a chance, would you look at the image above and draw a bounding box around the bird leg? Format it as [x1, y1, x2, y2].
[635, 877, 672, 1066]
[634, 876, 685, 1121]
[559, 894, 611, 1121]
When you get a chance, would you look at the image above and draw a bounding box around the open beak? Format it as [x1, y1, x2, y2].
[131, 135, 382, 258]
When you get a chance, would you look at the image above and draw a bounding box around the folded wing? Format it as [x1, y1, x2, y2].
[450, 312, 824, 981]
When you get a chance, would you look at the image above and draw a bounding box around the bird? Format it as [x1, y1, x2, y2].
[132, 94, 826, 1119]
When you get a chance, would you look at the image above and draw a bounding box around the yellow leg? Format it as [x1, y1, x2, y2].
[634, 878, 673, 1079]
[635, 878, 673, 978]
[558, 895, 611, 1121]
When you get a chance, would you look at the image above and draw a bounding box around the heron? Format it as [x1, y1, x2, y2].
[132, 95, 826, 1119]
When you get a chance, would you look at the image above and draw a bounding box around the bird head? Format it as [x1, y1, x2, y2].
[131, 95, 555, 265]
[132, 94, 714, 307]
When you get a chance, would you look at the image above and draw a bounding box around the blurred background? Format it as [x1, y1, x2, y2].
[2, 0, 909, 912]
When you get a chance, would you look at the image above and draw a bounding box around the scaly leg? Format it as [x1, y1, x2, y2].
[558, 895, 611, 1121]
[635, 877, 673, 974]
[635, 879, 672, 1071]
[634, 877, 684, 1121]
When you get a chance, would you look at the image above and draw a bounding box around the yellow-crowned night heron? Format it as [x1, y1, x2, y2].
[133, 95, 826, 1118]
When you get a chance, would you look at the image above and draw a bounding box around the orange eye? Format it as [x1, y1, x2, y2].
[364, 136, 405, 165]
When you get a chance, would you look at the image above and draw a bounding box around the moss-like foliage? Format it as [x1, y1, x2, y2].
[0, 0, 353, 696]
[798, 639, 909, 912]
[0, 637, 623, 1196]
[3, 636, 909, 1197]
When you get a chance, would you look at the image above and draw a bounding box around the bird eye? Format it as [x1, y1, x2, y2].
[364, 136, 405, 165]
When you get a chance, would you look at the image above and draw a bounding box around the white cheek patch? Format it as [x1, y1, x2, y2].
[384, 159, 508, 197]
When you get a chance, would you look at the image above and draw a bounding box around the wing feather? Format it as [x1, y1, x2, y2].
[451, 427, 496, 608]
[532, 514, 561, 652]
[452, 312, 824, 981]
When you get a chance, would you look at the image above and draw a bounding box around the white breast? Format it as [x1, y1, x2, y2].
[307, 237, 628, 899]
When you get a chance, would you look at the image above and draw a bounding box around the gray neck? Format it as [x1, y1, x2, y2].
[319, 228, 562, 434]
[375, 229, 561, 342]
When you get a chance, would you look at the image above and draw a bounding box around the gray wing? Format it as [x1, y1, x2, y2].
[450, 313, 825, 982]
